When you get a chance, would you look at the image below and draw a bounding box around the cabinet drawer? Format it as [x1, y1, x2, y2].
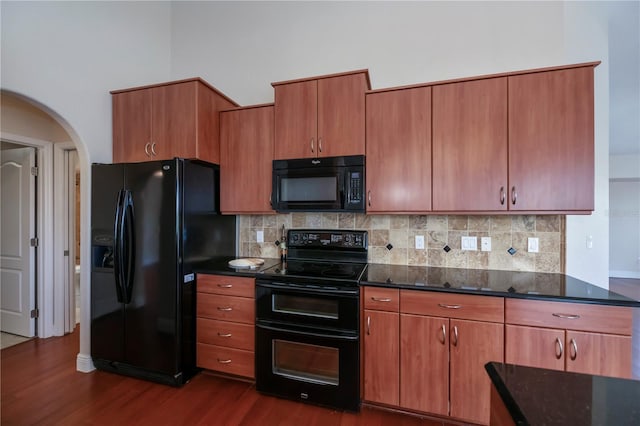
[197, 343, 254, 378]
[505, 298, 632, 335]
[197, 274, 255, 298]
[400, 290, 504, 323]
[197, 318, 254, 351]
[197, 293, 255, 324]
[363, 287, 399, 312]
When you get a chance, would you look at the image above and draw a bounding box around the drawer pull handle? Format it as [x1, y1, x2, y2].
[217, 307, 233, 311]
[452, 325, 459, 347]
[371, 297, 391, 302]
[217, 358, 232, 364]
[366, 316, 371, 335]
[438, 303, 461, 310]
[555, 337, 563, 359]
[552, 313, 581, 320]
[570, 338, 578, 360]
[440, 324, 446, 345]
[217, 332, 232, 338]
[217, 284, 233, 288]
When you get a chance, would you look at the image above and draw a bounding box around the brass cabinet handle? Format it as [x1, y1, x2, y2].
[217, 284, 233, 288]
[438, 303, 462, 310]
[150, 142, 157, 156]
[371, 297, 391, 302]
[217, 358, 232, 364]
[452, 325, 459, 347]
[217, 307, 233, 311]
[368, 190, 372, 207]
[511, 186, 517, 205]
[318, 137, 323, 153]
[500, 186, 505, 205]
[310, 137, 315, 153]
[366, 316, 371, 335]
[217, 332, 232, 338]
[552, 313, 581, 320]
[555, 337, 563, 359]
[570, 338, 578, 360]
[440, 324, 447, 345]
[144, 143, 151, 157]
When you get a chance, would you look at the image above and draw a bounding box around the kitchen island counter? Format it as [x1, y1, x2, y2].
[485, 362, 640, 425]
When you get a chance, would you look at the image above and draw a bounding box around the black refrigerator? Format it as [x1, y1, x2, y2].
[90, 158, 236, 386]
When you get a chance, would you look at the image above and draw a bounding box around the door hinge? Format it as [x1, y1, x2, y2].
[31, 166, 38, 176]
[30, 237, 39, 247]
[30, 309, 39, 319]
[64, 250, 70, 257]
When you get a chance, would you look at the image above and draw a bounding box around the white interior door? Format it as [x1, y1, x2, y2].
[1, 145, 36, 337]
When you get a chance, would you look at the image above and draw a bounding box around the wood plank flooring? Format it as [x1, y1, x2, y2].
[1, 329, 459, 426]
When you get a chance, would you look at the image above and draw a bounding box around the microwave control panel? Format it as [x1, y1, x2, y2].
[348, 171, 362, 204]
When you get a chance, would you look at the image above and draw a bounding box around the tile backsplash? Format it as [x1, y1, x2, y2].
[238, 214, 565, 273]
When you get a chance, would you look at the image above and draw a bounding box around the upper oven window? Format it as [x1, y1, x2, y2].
[280, 176, 337, 202]
[272, 294, 339, 319]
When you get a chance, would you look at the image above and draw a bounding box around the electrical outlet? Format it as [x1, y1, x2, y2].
[256, 230, 264, 243]
[586, 235, 593, 249]
[415, 235, 425, 250]
[528, 237, 539, 253]
[461, 236, 477, 251]
[481, 237, 492, 252]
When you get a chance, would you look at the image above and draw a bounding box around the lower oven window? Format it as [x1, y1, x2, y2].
[272, 294, 339, 319]
[272, 339, 339, 386]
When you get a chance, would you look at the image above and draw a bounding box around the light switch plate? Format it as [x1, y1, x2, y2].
[527, 237, 539, 253]
[481, 237, 491, 252]
[415, 235, 425, 250]
[256, 230, 264, 243]
[461, 236, 477, 251]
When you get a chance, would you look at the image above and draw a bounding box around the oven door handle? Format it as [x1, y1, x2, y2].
[256, 281, 358, 296]
[256, 323, 359, 341]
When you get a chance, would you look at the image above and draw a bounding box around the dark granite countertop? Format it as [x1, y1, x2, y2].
[361, 264, 640, 307]
[193, 256, 281, 277]
[485, 362, 640, 426]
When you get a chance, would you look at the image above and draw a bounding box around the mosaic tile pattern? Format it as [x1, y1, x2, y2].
[238, 214, 565, 273]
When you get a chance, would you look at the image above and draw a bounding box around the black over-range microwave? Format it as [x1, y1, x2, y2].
[272, 155, 365, 213]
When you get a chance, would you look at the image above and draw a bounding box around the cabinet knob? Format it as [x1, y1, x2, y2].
[452, 325, 459, 346]
[318, 137, 323, 153]
[368, 190, 372, 207]
[217, 332, 232, 338]
[569, 338, 578, 360]
[366, 315, 371, 335]
[511, 186, 517, 205]
[217, 284, 233, 289]
[552, 313, 580, 320]
[310, 137, 315, 153]
[217, 358, 232, 364]
[217, 307, 233, 311]
[144, 143, 151, 157]
[150, 142, 157, 156]
[500, 186, 505, 205]
[371, 297, 391, 302]
[440, 324, 447, 345]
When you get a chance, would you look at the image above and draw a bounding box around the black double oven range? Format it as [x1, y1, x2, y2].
[255, 229, 368, 411]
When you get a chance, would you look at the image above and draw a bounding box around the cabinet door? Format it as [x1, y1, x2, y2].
[565, 330, 632, 379]
[112, 89, 152, 163]
[508, 67, 594, 211]
[366, 87, 432, 212]
[432, 78, 508, 211]
[400, 314, 448, 415]
[274, 80, 317, 160]
[220, 106, 275, 213]
[505, 324, 565, 371]
[363, 310, 399, 406]
[450, 319, 504, 425]
[317, 73, 366, 157]
[152, 81, 197, 160]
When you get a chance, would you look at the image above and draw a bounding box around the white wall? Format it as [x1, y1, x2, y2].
[610, 155, 640, 179]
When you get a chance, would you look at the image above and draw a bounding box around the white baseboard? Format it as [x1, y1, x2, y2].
[76, 353, 95, 373]
[609, 270, 640, 279]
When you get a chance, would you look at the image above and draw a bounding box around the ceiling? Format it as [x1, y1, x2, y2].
[608, 2, 640, 156]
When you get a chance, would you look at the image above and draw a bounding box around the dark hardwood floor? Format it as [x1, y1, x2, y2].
[1, 329, 458, 426]
[610, 277, 640, 301]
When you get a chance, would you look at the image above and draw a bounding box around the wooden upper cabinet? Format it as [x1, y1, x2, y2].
[366, 86, 432, 213]
[220, 104, 275, 214]
[508, 66, 595, 211]
[111, 78, 237, 164]
[273, 70, 369, 160]
[432, 77, 508, 211]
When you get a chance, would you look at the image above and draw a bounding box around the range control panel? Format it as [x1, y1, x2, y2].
[287, 230, 367, 249]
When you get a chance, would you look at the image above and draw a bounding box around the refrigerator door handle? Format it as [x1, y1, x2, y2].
[122, 190, 136, 304]
[113, 189, 126, 303]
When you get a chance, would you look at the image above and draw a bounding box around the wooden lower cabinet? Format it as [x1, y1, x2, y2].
[196, 274, 255, 379]
[400, 315, 504, 424]
[505, 325, 632, 378]
[363, 309, 399, 406]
